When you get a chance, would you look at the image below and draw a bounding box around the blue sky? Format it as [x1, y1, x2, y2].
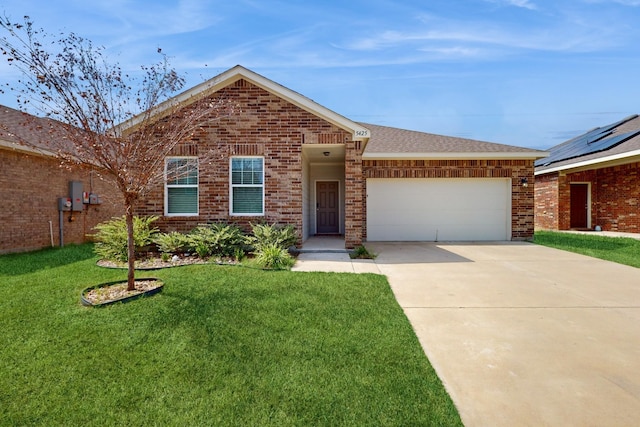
[2, 0, 640, 149]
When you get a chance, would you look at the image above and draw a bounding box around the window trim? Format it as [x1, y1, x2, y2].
[229, 156, 265, 216]
[164, 156, 199, 217]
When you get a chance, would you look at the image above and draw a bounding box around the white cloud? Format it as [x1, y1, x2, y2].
[585, 0, 640, 5]
[342, 26, 603, 54]
[418, 46, 483, 57]
[338, 8, 629, 60]
[484, 0, 538, 10]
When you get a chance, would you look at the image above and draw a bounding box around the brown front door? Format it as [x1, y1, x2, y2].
[570, 184, 589, 229]
[316, 181, 339, 234]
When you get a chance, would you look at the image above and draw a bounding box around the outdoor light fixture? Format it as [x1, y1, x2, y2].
[521, 177, 528, 187]
[323, 151, 330, 157]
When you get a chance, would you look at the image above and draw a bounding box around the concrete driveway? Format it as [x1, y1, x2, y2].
[361, 241, 640, 427]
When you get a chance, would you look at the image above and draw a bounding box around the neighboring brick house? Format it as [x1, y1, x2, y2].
[0, 106, 122, 254]
[130, 65, 546, 248]
[535, 115, 640, 233]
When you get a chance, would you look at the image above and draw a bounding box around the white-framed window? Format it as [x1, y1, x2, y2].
[230, 156, 264, 215]
[165, 157, 198, 216]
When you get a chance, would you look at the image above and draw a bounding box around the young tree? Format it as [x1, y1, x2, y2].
[0, 16, 235, 290]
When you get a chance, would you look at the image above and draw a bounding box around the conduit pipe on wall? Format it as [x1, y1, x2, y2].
[59, 211, 64, 247]
[49, 221, 54, 247]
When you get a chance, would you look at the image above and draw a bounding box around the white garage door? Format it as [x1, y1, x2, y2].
[367, 178, 511, 241]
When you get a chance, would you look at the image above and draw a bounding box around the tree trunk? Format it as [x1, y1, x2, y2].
[125, 202, 136, 292]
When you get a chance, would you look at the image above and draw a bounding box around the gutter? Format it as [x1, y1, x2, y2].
[534, 149, 640, 175]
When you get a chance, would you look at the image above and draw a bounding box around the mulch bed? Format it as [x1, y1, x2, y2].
[97, 256, 238, 270]
[96, 256, 211, 270]
[82, 279, 162, 305]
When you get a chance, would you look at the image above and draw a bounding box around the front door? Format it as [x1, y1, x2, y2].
[570, 184, 589, 229]
[316, 181, 339, 234]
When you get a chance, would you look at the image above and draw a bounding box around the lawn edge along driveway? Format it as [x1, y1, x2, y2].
[366, 241, 640, 427]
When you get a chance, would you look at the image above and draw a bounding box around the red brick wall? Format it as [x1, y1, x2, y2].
[535, 162, 640, 233]
[0, 149, 122, 254]
[134, 79, 350, 245]
[345, 140, 365, 248]
[534, 172, 560, 230]
[362, 159, 536, 240]
[593, 163, 640, 232]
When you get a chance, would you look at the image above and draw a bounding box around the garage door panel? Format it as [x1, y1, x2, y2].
[367, 178, 511, 241]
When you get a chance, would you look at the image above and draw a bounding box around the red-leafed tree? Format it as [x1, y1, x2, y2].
[0, 16, 235, 290]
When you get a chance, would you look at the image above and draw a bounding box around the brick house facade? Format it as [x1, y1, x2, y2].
[535, 162, 640, 232]
[535, 115, 640, 234]
[126, 66, 545, 248]
[134, 78, 367, 247]
[0, 108, 122, 253]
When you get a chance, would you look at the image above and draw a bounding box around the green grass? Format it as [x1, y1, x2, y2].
[0, 244, 461, 426]
[534, 230, 640, 268]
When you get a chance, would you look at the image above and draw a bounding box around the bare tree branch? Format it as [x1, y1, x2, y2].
[0, 15, 237, 290]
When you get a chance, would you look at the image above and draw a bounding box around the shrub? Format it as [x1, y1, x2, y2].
[350, 245, 377, 259]
[254, 243, 295, 270]
[246, 223, 297, 252]
[153, 231, 191, 255]
[93, 216, 159, 262]
[187, 223, 246, 259]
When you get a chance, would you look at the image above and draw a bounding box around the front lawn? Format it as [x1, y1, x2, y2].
[0, 244, 461, 426]
[534, 230, 640, 268]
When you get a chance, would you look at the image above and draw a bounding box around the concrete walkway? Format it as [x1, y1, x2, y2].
[292, 251, 381, 274]
[293, 240, 640, 427]
[292, 236, 381, 274]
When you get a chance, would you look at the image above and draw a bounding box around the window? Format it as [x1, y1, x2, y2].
[230, 157, 264, 215]
[165, 157, 198, 215]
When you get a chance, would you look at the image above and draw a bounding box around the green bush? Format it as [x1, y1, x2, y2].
[254, 243, 295, 270]
[187, 223, 246, 259]
[350, 245, 377, 259]
[93, 216, 159, 262]
[246, 223, 297, 252]
[153, 231, 191, 255]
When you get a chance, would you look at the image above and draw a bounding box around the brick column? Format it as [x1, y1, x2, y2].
[344, 139, 364, 248]
[557, 174, 571, 230]
[511, 164, 535, 240]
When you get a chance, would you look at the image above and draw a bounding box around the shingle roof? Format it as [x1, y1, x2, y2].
[535, 115, 640, 173]
[3, 100, 548, 161]
[361, 122, 546, 158]
[0, 105, 64, 154]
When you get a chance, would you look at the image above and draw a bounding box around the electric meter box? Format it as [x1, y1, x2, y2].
[88, 193, 101, 205]
[69, 181, 83, 212]
[58, 197, 72, 211]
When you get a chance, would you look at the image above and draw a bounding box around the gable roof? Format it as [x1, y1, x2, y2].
[361, 123, 547, 160]
[535, 114, 640, 174]
[118, 65, 371, 141]
[5, 65, 548, 162]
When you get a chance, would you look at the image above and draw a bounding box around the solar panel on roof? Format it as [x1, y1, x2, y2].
[589, 129, 640, 152]
[536, 115, 640, 167]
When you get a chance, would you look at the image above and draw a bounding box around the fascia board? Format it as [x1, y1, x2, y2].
[534, 149, 640, 176]
[0, 138, 102, 168]
[363, 151, 548, 160]
[0, 138, 56, 158]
